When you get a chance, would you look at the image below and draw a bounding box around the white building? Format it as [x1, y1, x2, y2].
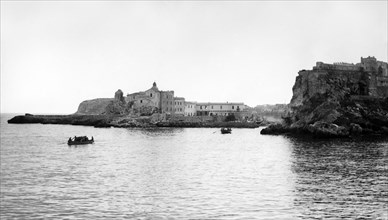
[195, 102, 245, 116]
[184, 101, 197, 116]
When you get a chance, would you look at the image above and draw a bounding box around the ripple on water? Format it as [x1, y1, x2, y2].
[1, 118, 387, 219]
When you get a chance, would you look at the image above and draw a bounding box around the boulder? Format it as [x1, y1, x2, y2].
[260, 123, 290, 135]
[307, 121, 349, 138]
[349, 123, 362, 135]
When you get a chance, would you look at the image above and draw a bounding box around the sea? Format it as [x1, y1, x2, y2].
[1, 114, 387, 219]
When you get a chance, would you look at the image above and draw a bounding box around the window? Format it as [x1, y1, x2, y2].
[150, 93, 153, 97]
[140, 100, 143, 103]
[232, 106, 234, 109]
[200, 106, 202, 110]
[220, 106, 223, 109]
[211, 106, 213, 109]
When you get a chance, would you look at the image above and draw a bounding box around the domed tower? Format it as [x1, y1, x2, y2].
[114, 89, 124, 102]
[152, 82, 159, 91]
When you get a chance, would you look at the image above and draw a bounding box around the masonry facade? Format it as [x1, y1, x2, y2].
[125, 82, 246, 116]
[174, 97, 185, 115]
[195, 102, 246, 116]
[126, 82, 175, 114]
[312, 56, 388, 97]
[184, 102, 197, 116]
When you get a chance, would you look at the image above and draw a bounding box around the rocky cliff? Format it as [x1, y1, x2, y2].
[261, 61, 388, 138]
[76, 89, 130, 115]
[76, 98, 114, 115]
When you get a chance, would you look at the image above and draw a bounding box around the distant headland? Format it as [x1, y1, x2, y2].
[8, 82, 267, 129]
[8, 56, 388, 137]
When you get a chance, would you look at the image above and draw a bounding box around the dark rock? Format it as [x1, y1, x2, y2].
[260, 123, 290, 135]
[349, 123, 362, 135]
[261, 58, 388, 138]
[307, 121, 349, 138]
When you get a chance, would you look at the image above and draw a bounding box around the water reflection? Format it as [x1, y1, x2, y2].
[122, 127, 185, 138]
[288, 137, 388, 219]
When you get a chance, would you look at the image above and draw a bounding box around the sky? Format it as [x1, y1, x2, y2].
[1, 1, 387, 114]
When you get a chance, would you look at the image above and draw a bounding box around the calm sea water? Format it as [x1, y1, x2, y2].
[1, 114, 387, 219]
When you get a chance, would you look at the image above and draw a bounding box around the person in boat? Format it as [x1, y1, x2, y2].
[91, 136, 94, 141]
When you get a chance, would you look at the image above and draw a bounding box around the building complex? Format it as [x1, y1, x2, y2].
[125, 82, 247, 116]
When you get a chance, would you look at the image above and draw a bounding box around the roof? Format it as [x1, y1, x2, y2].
[127, 92, 146, 96]
[196, 102, 244, 105]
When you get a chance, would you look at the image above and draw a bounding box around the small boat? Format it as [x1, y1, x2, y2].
[68, 136, 94, 145]
[221, 128, 232, 134]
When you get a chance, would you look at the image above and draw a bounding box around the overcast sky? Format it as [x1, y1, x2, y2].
[1, 1, 387, 114]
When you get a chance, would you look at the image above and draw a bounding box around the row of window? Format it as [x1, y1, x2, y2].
[163, 101, 173, 105]
[199, 105, 240, 110]
[137, 100, 241, 112]
[147, 92, 172, 99]
[183, 112, 234, 116]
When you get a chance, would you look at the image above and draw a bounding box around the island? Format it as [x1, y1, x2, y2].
[8, 56, 388, 137]
[8, 83, 267, 129]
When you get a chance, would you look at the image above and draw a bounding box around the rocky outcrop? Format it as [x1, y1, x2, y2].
[76, 98, 113, 115]
[132, 106, 159, 116]
[105, 100, 131, 115]
[7, 114, 116, 128]
[76, 89, 130, 115]
[8, 114, 261, 129]
[261, 59, 388, 138]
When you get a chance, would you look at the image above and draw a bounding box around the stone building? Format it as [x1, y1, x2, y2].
[195, 102, 246, 116]
[312, 56, 388, 97]
[174, 97, 185, 115]
[125, 82, 248, 117]
[160, 91, 175, 115]
[126, 82, 175, 114]
[184, 101, 197, 116]
[114, 89, 125, 102]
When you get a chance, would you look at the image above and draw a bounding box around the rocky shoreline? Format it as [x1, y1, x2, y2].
[7, 114, 261, 129]
[260, 59, 388, 138]
[8, 57, 388, 138]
